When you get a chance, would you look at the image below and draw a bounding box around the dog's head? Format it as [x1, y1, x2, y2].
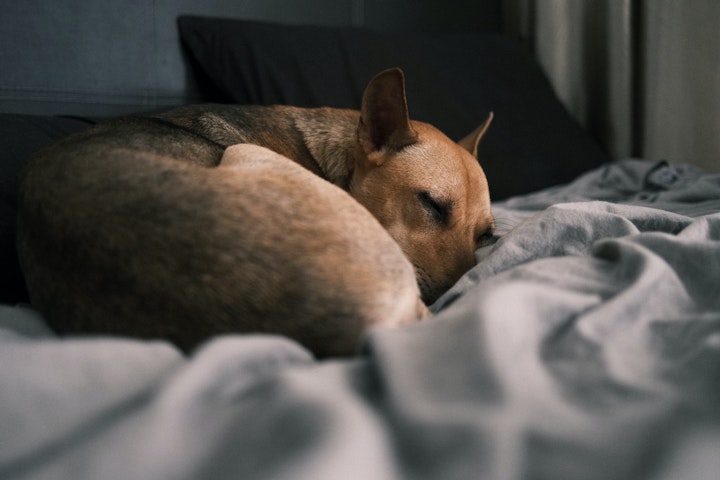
[350, 68, 494, 304]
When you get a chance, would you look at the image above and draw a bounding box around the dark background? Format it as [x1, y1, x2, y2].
[0, 0, 504, 117]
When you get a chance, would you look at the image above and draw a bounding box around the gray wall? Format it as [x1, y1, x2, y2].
[0, 0, 501, 116]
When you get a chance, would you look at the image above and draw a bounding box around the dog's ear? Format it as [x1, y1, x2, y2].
[358, 68, 418, 162]
[458, 112, 494, 158]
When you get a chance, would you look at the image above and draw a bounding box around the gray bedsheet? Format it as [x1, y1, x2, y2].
[1, 159, 719, 480]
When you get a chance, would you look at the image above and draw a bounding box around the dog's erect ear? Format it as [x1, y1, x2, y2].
[458, 112, 494, 158]
[358, 68, 418, 162]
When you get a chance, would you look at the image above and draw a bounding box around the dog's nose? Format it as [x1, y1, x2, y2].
[475, 229, 497, 248]
[477, 234, 498, 248]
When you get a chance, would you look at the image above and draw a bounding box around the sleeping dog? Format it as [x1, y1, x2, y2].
[17, 68, 494, 356]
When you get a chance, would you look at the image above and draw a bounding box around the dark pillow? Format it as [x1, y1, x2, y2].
[178, 16, 609, 200]
[0, 114, 94, 304]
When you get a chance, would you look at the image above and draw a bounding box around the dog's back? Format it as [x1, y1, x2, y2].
[154, 104, 360, 185]
[17, 118, 426, 357]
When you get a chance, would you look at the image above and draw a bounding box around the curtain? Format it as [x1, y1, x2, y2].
[503, 0, 720, 172]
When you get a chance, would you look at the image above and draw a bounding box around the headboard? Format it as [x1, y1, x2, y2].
[0, 0, 502, 117]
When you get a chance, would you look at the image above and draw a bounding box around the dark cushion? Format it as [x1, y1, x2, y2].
[178, 16, 609, 200]
[0, 114, 94, 304]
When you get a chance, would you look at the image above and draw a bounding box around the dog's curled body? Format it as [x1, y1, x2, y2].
[17, 68, 494, 356]
[17, 118, 427, 357]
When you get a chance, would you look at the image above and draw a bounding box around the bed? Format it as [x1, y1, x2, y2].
[2, 16, 719, 480]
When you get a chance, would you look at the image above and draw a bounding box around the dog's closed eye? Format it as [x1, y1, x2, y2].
[418, 191, 452, 225]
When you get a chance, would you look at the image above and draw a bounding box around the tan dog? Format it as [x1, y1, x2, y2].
[17, 68, 493, 356]
[156, 68, 495, 302]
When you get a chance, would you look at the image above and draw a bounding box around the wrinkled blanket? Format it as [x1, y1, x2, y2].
[1, 159, 719, 480]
